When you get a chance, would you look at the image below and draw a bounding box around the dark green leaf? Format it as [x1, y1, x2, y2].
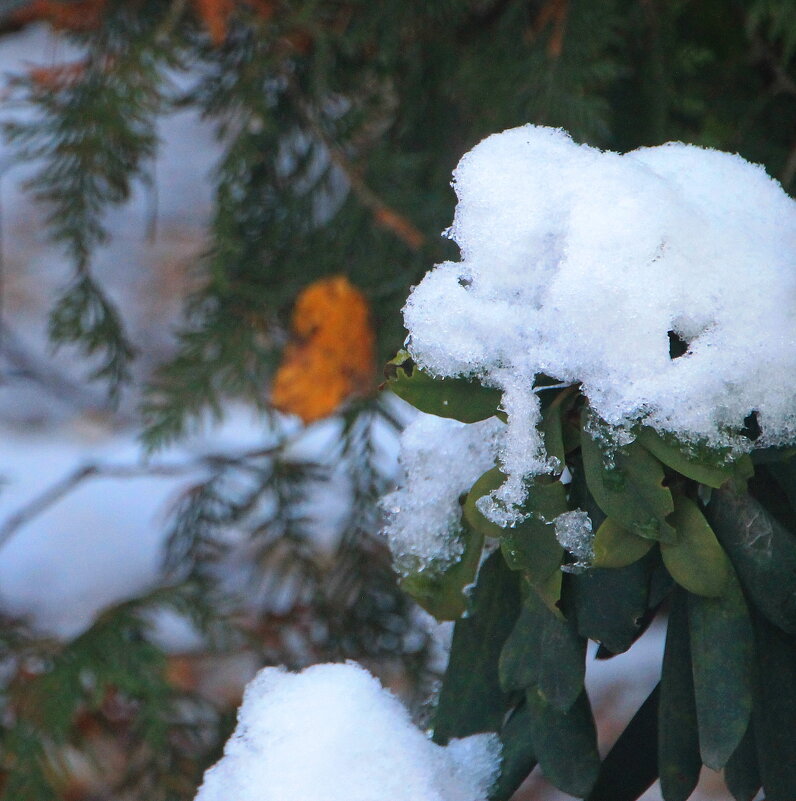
[400, 522, 484, 621]
[581, 419, 676, 542]
[464, 467, 508, 539]
[433, 551, 521, 742]
[500, 480, 568, 585]
[490, 703, 537, 801]
[526, 688, 600, 798]
[541, 399, 567, 468]
[571, 549, 655, 654]
[661, 495, 731, 597]
[706, 486, 796, 634]
[659, 588, 701, 801]
[591, 517, 654, 568]
[766, 456, 796, 517]
[725, 722, 760, 801]
[638, 428, 751, 489]
[587, 684, 659, 801]
[688, 574, 754, 770]
[499, 584, 585, 711]
[384, 351, 502, 423]
[751, 610, 796, 801]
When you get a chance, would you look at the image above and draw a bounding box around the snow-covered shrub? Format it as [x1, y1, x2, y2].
[382, 125, 796, 801]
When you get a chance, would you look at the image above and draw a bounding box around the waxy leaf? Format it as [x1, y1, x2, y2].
[581, 419, 676, 542]
[526, 688, 600, 799]
[490, 703, 537, 801]
[463, 467, 506, 539]
[725, 723, 760, 801]
[400, 521, 483, 620]
[638, 428, 751, 489]
[706, 486, 796, 634]
[659, 588, 701, 801]
[751, 610, 796, 801]
[501, 480, 568, 586]
[499, 584, 585, 711]
[688, 574, 754, 770]
[587, 684, 660, 801]
[433, 551, 520, 742]
[571, 550, 655, 654]
[591, 517, 654, 568]
[661, 495, 731, 597]
[384, 351, 502, 422]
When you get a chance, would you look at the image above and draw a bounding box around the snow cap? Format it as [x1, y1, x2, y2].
[194, 661, 501, 801]
[403, 125, 796, 523]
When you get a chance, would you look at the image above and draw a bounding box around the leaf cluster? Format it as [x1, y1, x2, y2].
[385, 361, 796, 801]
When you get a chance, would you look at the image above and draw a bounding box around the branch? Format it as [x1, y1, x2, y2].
[290, 86, 426, 251]
[0, 446, 281, 549]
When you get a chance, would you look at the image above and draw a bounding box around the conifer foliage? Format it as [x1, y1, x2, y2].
[1, 0, 796, 799]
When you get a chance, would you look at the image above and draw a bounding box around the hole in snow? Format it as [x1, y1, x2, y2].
[667, 330, 689, 360]
[742, 411, 762, 441]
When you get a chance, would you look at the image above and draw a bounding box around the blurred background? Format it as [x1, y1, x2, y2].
[0, 1, 792, 798]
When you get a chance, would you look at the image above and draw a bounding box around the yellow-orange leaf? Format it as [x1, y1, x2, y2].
[271, 276, 376, 423]
[12, 0, 107, 30]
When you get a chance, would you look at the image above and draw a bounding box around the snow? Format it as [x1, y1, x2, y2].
[403, 124, 796, 523]
[554, 509, 593, 570]
[194, 661, 501, 801]
[381, 413, 503, 575]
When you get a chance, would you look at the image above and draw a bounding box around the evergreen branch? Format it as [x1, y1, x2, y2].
[2, 3, 174, 394]
[289, 85, 426, 251]
[48, 273, 136, 392]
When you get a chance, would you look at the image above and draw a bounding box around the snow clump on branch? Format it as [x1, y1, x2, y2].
[193, 661, 500, 801]
[403, 124, 796, 524]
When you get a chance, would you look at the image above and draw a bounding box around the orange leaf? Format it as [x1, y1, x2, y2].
[12, 0, 107, 30]
[271, 276, 376, 423]
[192, 0, 234, 45]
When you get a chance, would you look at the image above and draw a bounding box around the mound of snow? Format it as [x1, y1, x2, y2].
[403, 125, 796, 523]
[194, 661, 500, 801]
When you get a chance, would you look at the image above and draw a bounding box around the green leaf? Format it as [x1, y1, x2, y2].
[766, 456, 796, 515]
[490, 703, 537, 801]
[706, 486, 796, 634]
[751, 609, 796, 801]
[580, 419, 676, 543]
[661, 495, 731, 597]
[637, 428, 752, 489]
[659, 588, 701, 801]
[541, 398, 567, 468]
[384, 351, 502, 422]
[725, 722, 760, 801]
[526, 688, 600, 798]
[500, 480, 568, 586]
[399, 522, 484, 621]
[499, 584, 585, 711]
[688, 574, 754, 770]
[433, 551, 521, 742]
[571, 549, 655, 654]
[591, 517, 654, 568]
[464, 467, 508, 539]
[587, 684, 659, 801]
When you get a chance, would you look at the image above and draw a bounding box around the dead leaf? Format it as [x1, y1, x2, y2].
[271, 276, 376, 423]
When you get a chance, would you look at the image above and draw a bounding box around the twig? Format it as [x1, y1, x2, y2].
[0, 445, 282, 549]
[290, 85, 426, 251]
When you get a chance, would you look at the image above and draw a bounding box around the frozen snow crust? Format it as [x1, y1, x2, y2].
[404, 124, 796, 523]
[194, 661, 500, 801]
